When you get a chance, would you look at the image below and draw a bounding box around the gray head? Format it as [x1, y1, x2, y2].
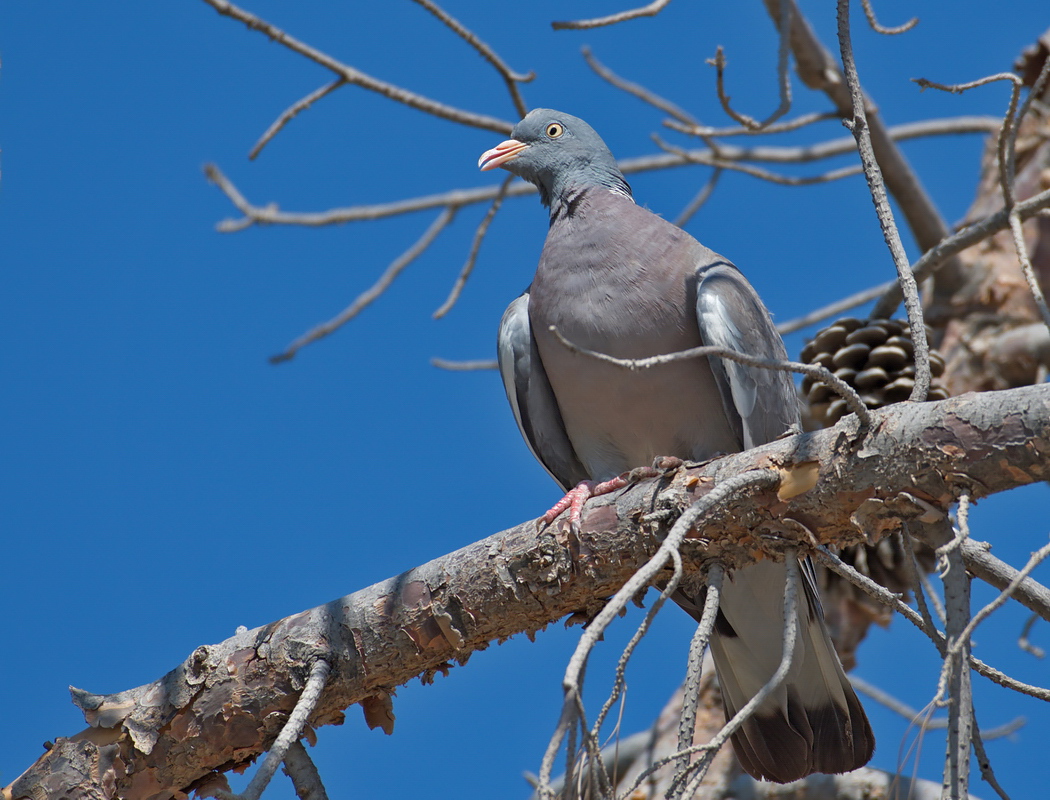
[478, 109, 632, 211]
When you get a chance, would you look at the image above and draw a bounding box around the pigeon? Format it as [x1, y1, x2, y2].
[479, 109, 874, 784]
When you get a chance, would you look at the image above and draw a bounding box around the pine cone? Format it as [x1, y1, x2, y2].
[799, 317, 944, 664]
[800, 317, 950, 426]
[817, 534, 938, 669]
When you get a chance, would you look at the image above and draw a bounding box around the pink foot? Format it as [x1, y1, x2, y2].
[541, 462, 675, 531]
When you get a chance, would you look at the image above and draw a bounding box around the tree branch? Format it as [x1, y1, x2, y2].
[551, 0, 673, 31]
[199, 0, 514, 134]
[206, 117, 998, 232]
[7, 384, 1050, 799]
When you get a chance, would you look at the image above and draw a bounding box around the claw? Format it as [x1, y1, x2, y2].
[540, 466, 667, 532]
[540, 480, 597, 531]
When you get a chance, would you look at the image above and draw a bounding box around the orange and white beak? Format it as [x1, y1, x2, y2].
[478, 138, 529, 171]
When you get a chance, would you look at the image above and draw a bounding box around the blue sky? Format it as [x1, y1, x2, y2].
[2, 2, 1048, 797]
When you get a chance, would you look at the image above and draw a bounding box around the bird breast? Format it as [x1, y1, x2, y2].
[529, 201, 740, 479]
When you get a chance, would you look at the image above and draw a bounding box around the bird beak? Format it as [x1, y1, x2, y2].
[478, 139, 529, 171]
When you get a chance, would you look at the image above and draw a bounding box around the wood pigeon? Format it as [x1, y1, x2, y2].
[479, 109, 874, 784]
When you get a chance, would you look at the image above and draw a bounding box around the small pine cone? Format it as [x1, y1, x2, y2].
[815, 535, 938, 667]
[800, 317, 950, 427]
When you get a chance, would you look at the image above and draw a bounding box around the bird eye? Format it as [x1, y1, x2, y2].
[545, 122, 564, 138]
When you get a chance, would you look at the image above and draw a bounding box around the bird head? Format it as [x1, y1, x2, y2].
[478, 109, 631, 209]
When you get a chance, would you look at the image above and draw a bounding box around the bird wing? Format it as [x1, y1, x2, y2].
[497, 292, 589, 493]
[693, 261, 801, 448]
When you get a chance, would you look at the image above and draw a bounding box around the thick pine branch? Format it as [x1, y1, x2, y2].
[6, 384, 1050, 799]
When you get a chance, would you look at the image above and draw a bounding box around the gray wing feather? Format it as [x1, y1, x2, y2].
[693, 263, 872, 782]
[693, 262, 800, 450]
[497, 293, 589, 492]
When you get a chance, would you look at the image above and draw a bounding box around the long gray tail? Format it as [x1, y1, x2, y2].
[676, 558, 874, 784]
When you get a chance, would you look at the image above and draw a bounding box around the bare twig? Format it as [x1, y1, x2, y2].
[704, 0, 794, 132]
[937, 517, 973, 799]
[937, 495, 972, 574]
[582, 46, 698, 127]
[913, 74, 1023, 95]
[672, 564, 724, 797]
[621, 552, 806, 798]
[913, 64, 1050, 335]
[1020, 612, 1046, 660]
[871, 186, 1050, 319]
[430, 357, 498, 371]
[523, 731, 653, 799]
[663, 116, 999, 164]
[205, 163, 534, 231]
[672, 555, 802, 795]
[281, 741, 329, 800]
[836, 0, 931, 403]
[270, 208, 457, 363]
[859, 0, 918, 35]
[655, 135, 863, 186]
[970, 655, 1050, 701]
[970, 707, 1012, 800]
[665, 110, 840, 139]
[591, 549, 685, 751]
[997, 59, 1050, 332]
[952, 538, 1050, 656]
[707, 20, 793, 133]
[673, 168, 722, 228]
[709, 47, 756, 130]
[434, 174, 513, 318]
[978, 716, 1028, 741]
[851, 673, 943, 728]
[200, 0, 513, 134]
[766, 0, 795, 126]
[815, 546, 1050, 702]
[410, 0, 533, 119]
[900, 528, 946, 649]
[849, 674, 1024, 741]
[917, 75, 1024, 215]
[204, 163, 261, 232]
[919, 566, 949, 627]
[250, 79, 347, 161]
[551, 0, 672, 31]
[573, 548, 687, 798]
[535, 470, 781, 798]
[816, 546, 941, 639]
[667, 114, 997, 152]
[549, 327, 874, 430]
[215, 659, 331, 800]
[1009, 210, 1050, 330]
[951, 539, 1050, 623]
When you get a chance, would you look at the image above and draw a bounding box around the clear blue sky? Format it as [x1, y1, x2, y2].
[2, 2, 1048, 797]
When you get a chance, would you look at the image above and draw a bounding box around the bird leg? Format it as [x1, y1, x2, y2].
[541, 458, 685, 531]
[540, 479, 615, 530]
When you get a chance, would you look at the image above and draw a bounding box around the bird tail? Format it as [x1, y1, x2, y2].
[679, 558, 874, 784]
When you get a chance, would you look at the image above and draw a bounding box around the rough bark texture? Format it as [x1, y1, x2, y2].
[933, 41, 1050, 392]
[5, 384, 1049, 800]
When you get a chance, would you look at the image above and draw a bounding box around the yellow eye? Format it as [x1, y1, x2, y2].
[546, 122, 564, 138]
